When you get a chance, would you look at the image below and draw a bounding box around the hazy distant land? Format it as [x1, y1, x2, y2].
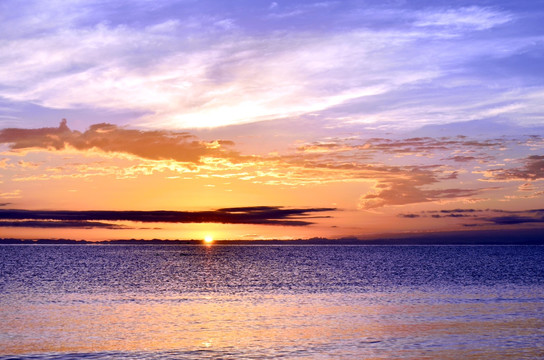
[2, 228, 543, 245]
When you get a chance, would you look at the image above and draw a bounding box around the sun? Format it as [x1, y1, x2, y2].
[204, 235, 214, 244]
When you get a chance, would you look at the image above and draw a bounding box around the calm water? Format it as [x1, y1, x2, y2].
[1, 245, 544, 359]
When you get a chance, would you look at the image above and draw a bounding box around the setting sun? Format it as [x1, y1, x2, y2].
[204, 235, 214, 244]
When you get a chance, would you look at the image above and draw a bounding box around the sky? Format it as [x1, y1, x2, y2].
[0, 0, 543, 241]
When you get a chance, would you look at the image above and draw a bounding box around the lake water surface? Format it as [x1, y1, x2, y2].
[1, 245, 543, 359]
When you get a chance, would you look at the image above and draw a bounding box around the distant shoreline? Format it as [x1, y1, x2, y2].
[2, 228, 544, 245]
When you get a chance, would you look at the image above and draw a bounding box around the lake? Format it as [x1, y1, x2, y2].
[1, 245, 543, 359]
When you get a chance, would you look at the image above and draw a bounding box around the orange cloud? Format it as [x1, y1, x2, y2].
[0, 119, 237, 164]
[2, 121, 539, 210]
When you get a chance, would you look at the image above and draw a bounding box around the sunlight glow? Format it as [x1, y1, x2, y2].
[204, 235, 214, 244]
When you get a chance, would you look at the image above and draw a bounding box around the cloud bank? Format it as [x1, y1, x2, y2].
[0, 220, 125, 229]
[0, 206, 335, 227]
[399, 208, 544, 227]
[2, 120, 542, 209]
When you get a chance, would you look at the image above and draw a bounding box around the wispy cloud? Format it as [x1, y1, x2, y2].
[0, 190, 21, 199]
[0, 1, 541, 129]
[414, 6, 513, 31]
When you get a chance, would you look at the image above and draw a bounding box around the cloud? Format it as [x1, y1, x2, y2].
[487, 155, 544, 181]
[398, 213, 420, 218]
[364, 136, 503, 155]
[0, 190, 21, 199]
[270, 148, 496, 209]
[484, 214, 544, 225]
[399, 208, 544, 226]
[400, 208, 483, 219]
[0, 220, 126, 229]
[359, 178, 490, 209]
[414, 6, 513, 31]
[1, 121, 539, 209]
[289, 133, 544, 208]
[447, 156, 478, 163]
[0, 206, 336, 227]
[0, 2, 540, 129]
[0, 119, 237, 163]
[296, 135, 506, 158]
[293, 136, 506, 208]
[476, 209, 544, 226]
[434, 209, 482, 214]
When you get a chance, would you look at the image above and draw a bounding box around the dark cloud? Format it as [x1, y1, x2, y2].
[484, 215, 544, 225]
[0, 203, 10, 207]
[400, 208, 544, 226]
[446, 213, 473, 218]
[481, 209, 544, 225]
[0, 220, 125, 229]
[518, 209, 544, 213]
[447, 156, 477, 162]
[427, 209, 484, 218]
[403, 208, 484, 218]
[440, 171, 458, 180]
[0, 206, 335, 227]
[0, 119, 238, 163]
[398, 213, 420, 218]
